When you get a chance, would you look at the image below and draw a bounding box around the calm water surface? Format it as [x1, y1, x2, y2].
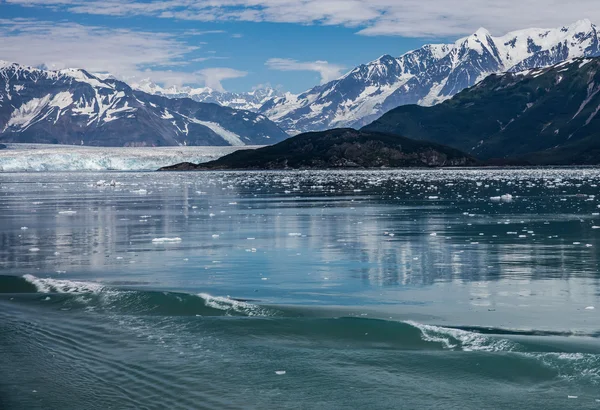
[1, 169, 599, 409]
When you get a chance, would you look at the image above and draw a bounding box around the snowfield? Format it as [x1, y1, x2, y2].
[0, 144, 261, 172]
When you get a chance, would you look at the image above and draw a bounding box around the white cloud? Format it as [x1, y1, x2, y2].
[265, 58, 345, 84]
[5, 0, 600, 37]
[197, 67, 248, 91]
[0, 18, 246, 90]
[182, 29, 227, 36]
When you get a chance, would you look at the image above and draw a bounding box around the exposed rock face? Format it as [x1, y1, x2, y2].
[159, 128, 478, 171]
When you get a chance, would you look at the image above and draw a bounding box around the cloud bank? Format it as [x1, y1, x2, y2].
[265, 58, 345, 84]
[6, 0, 600, 37]
[0, 19, 246, 90]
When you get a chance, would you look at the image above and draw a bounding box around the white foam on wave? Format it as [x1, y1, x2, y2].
[405, 321, 516, 352]
[198, 293, 272, 317]
[526, 352, 600, 383]
[407, 320, 600, 382]
[23, 274, 105, 294]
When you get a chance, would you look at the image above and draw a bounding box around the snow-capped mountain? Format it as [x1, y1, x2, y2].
[259, 19, 600, 134]
[0, 62, 289, 147]
[363, 56, 600, 164]
[132, 80, 283, 112]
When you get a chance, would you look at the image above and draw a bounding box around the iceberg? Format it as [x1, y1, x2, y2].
[0, 144, 260, 172]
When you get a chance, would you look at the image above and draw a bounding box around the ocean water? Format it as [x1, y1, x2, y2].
[1, 169, 599, 409]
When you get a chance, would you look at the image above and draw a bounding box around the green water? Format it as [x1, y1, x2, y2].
[0, 169, 599, 409]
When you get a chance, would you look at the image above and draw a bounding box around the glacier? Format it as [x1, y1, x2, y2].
[0, 144, 259, 172]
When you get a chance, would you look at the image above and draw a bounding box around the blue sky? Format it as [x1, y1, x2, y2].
[0, 0, 596, 93]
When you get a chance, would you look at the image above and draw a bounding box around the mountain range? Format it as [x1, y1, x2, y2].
[257, 19, 600, 134]
[0, 62, 289, 147]
[131, 80, 284, 112]
[363, 57, 600, 164]
[163, 55, 600, 169]
[143, 20, 600, 135]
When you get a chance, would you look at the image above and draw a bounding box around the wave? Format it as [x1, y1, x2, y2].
[2, 274, 600, 382]
[0, 274, 282, 318]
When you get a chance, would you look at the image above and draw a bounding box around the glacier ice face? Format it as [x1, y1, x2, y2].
[0, 144, 259, 172]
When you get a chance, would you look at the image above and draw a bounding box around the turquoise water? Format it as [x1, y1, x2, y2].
[1, 169, 599, 409]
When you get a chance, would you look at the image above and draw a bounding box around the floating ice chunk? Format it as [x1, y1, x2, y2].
[29, 248, 40, 252]
[58, 210, 76, 215]
[490, 196, 501, 201]
[131, 189, 147, 195]
[288, 233, 302, 237]
[20, 226, 28, 230]
[585, 306, 595, 310]
[568, 396, 578, 399]
[500, 194, 513, 202]
[95, 180, 116, 187]
[275, 370, 286, 375]
[212, 234, 220, 238]
[430, 232, 437, 236]
[428, 196, 439, 199]
[151, 237, 182, 243]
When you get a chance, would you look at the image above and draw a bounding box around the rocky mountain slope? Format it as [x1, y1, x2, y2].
[258, 20, 600, 134]
[159, 128, 477, 170]
[362, 57, 600, 164]
[0, 62, 289, 147]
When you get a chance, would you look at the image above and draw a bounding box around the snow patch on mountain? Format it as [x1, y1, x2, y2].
[6, 95, 52, 130]
[187, 119, 245, 146]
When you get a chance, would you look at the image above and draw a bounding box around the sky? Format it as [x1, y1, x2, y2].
[0, 0, 598, 93]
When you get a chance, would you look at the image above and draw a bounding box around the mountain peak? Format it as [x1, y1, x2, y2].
[568, 18, 594, 32]
[375, 54, 396, 63]
[473, 27, 491, 37]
